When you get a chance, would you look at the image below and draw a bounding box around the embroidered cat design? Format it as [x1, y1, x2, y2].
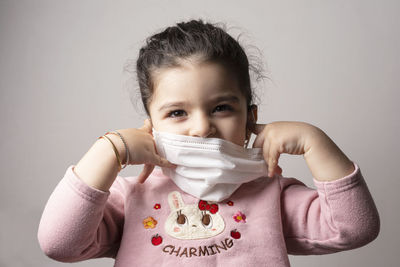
[165, 191, 225, 240]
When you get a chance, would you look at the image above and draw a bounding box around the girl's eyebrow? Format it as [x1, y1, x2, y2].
[213, 95, 240, 104]
[158, 101, 187, 112]
[158, 95, 240, 112]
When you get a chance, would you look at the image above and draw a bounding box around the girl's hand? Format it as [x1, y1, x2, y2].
[116, 119, 175, 183]
[251, 121, 355, 181]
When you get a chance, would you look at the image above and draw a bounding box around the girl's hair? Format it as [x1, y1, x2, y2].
[127, 19, 266, 115]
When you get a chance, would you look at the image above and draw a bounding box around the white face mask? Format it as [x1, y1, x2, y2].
[153, 130, 268, 202]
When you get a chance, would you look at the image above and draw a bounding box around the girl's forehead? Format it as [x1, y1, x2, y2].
[151, 62, 244, 104]
[154, 61, 236, 86]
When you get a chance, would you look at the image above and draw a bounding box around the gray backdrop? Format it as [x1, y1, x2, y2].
[1, 0, 398, 266]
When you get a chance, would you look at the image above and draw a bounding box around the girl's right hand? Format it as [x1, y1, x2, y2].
[116, 119, 175, 183]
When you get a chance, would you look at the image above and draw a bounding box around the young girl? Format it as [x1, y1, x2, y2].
[38, 19, 379, 266]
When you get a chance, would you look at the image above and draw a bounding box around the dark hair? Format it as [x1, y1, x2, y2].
[126, 19, 267, 115]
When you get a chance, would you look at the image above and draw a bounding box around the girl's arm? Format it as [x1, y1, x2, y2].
[38, 166, 125, 261]
[74, 119, 174, 192]
[73, 135, 123, 191]
[279, 164, 380, 254]
[252, 121, 379, 253]
[38, 120, 174, 261]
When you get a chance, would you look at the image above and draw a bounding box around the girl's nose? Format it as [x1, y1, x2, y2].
[189, 113, 216, 138]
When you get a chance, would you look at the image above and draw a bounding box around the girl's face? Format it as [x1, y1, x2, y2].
[148, 61, 251, 146]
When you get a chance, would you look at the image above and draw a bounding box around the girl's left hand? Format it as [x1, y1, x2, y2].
[251, 121, 354, 180]
[251, 121, 314, 177]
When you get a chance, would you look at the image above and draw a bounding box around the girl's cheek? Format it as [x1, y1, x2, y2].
[174, 227, 181, 232]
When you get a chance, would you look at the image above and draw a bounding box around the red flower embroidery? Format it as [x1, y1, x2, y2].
[233, 211, 246, 223]
[227, 201, 234, 206]
[154, 203, 161, 210]
[198, 200, 219, 214]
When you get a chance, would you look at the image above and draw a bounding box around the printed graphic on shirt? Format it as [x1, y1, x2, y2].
[143, 216, 158, 229]
[144, 194, 244, 258]
[165, 191, 225, 240]
[161, 237, 235, 257]
[233, 211, 246, 223]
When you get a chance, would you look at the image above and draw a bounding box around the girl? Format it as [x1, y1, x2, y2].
[38, 19, 379, 266]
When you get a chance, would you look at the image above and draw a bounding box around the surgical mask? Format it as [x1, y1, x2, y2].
[153, 130, 269, 202]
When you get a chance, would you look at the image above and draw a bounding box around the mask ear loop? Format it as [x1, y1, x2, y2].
[244, 107, 256, 148]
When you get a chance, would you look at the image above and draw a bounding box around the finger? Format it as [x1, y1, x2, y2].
[252, 132, 265, 148]
[137, 164, 155, 183]
[151, 155, 176, 168]
[275, 165, 283, 175]
[252, 124, 268, 148]
[267, 144, 281, 178]
[258, 136, 270, 163]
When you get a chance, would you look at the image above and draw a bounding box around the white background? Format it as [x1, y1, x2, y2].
[0, 0, 398, 266]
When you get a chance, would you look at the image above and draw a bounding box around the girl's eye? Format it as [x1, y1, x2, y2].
[213, 104, 233, 113]
[168, 110, 186, 118]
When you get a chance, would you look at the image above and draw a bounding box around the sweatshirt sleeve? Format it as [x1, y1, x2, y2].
[280, 162, 380, 255]
[37, 165, 126, 262]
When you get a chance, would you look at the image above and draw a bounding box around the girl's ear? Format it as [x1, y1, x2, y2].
[246, 105, 258, 133]
[245, 105, 258, 147]
[146, 117, 155, 135]
[147, 118, 153, 127]
[248, 104, 258, 123]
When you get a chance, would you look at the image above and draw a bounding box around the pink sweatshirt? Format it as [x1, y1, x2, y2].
[38, 163, 379, 266]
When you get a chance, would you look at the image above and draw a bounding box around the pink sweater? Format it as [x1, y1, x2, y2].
[38, 163, 379, 266]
